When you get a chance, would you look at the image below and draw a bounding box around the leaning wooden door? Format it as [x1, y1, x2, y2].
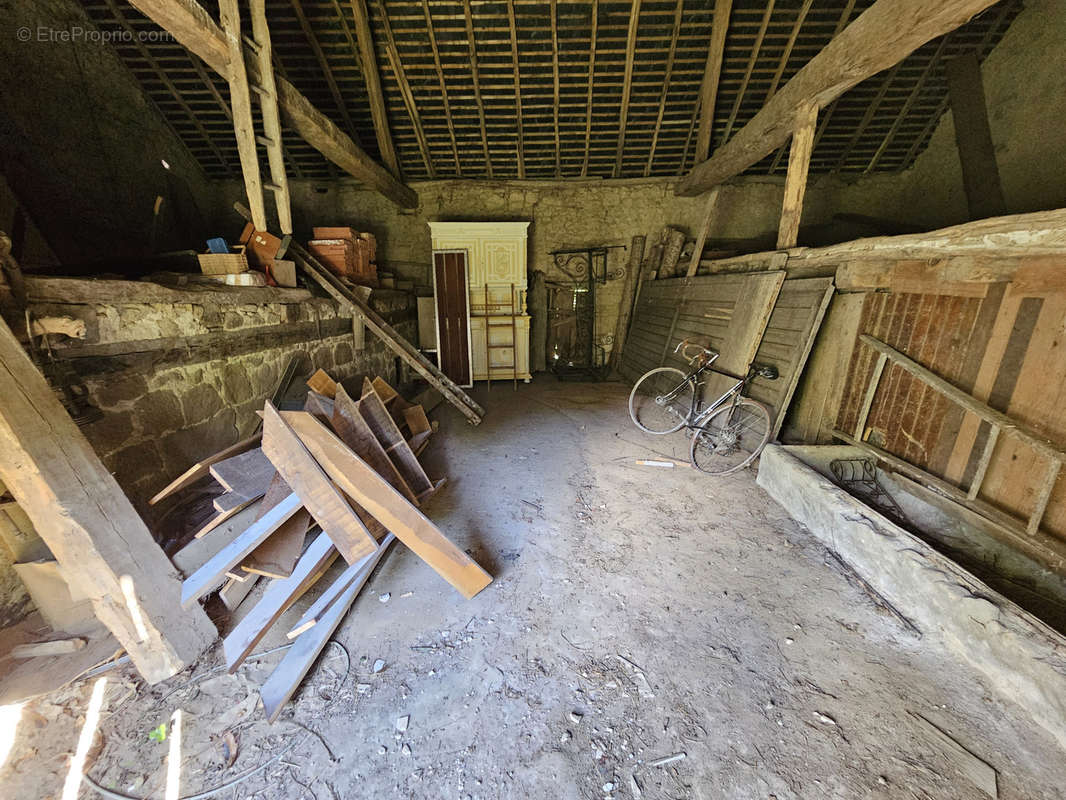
[433, 250, 473, 387]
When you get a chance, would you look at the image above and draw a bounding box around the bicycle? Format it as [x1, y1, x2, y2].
[628, 339, 778, 475]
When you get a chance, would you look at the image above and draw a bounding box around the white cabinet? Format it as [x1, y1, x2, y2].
[428, 222, 532, 382]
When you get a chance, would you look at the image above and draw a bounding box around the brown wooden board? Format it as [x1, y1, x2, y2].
[149, 433, 261, 505]
[209, 447, 275, 495]
[195, 497, 259, 539]
[332, 386, 418, 503]
[240, 472, 313, 579]
[223, 531, 337, 672]
[306, 368, 338, 398]
[281, 410, 492, 598]
[261, 402, 377, 565]
[433, 250, 472, 386]
[359, 378, 433, 494]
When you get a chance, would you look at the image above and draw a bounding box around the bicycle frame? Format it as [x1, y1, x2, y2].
[658, 358, 749, 430]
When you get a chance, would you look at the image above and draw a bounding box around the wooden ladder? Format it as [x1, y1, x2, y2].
[219, 0, 292, 235]
[483, 284, 518, 390]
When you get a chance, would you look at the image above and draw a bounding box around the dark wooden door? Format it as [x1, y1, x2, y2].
[433, 250, 471, 386]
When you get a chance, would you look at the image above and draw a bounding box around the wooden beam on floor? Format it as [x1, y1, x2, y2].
[645, 0, 684, 177]
[946, 50, 1007, 220]
[378, 0, 434, 178]
[349, 0, 399, 176]
[0, 316, 214, 683]
[676, 0, 1001, 196]
[127, 0, 417, 208]
[506, 0, 526, 179]
[613, 0, 642, 178]
[694, 0, 733, 163]
[777, 102, 818, 250]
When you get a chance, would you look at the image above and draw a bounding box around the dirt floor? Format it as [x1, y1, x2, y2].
[2, 378, 1065, 799]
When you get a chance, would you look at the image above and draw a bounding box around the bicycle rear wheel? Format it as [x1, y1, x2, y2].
[689, 398, 771, 475]
[629, 367, 694, 434]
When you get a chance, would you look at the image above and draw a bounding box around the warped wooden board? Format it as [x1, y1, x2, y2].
[288, 534, 396, 638]
[181, 492, 302, 608]
[260, 536, 393, 722]
[359, 378, 433, 494]
[241, 472, 312, 579]
[261, 402, 377, 565]
[213, 489, 263, 515]
[149, 433, 261, 505]
[332, 385, 418, 504]
[306, 369, 337, 398]
[209, 447, 275, 494]
[224, 531, 337, 672]
[282, 411, 492, 598]
[172, 501, 262, 576]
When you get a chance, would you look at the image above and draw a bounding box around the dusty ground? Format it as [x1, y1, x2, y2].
[2, 378, 1064, 799]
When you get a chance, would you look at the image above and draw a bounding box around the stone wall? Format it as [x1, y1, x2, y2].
[24, 277, 414, 510]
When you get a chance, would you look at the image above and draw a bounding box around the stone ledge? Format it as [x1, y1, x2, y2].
[756, 443, 1066, 751]
[25, 275, 316, 306]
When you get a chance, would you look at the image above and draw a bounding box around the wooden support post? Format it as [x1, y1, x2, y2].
[945, 50, 1006, 220]
[777, 102, 818, 250]
[686, 187, 720, 277]
[695, 0, 733, 162]
[854, 352, 888, 440]
[676, 0, 1000, 196]
[0, 316, 214, 683]
[611, 235, 646, 368]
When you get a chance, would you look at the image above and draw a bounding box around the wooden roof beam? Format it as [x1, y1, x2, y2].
[580, 0, 599, 177]
[613, 0, 642, 178]
[127, 0, 417, 208]
[349, 0, 400, 176]
[462, 0, 493, 178]
[645, 0, 684, 177]
[676, 0, 1001, 197]
[377, 1, 434, 178]
[422, 0, 461, 175]
[506, 0, 526, 178]
[694, 0, 733, 163]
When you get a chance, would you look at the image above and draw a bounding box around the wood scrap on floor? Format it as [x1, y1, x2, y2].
[156, 367, 489, 720]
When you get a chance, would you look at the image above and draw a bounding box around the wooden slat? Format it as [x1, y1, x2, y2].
[613, 0, 642, 178]
[332, 385, 418, 503]
[261, 402, 377, 566]
[421, 0, 460, 174]
[721, 0, 774, 144]
[209, 447, 274, 494]
[854, 352, 888, 440]
[359, 378, 433, 494]
[580, 0, 599, 178]
[776, 102, 817, 250]
[150, 433, 261, 505]
[505, 0, 526, 178]
[241, 472, 312, 578]
[181, 492, 302, 608]
[966, 424, 999, 500]
[1028, 461, 1062, 536]
[249, 0, 293, 234]
[676, 0, 1001, 195]
[462, 0, 492, 178]
[224, 531, 337, 672]
[695, 0, 733, 163]
[171, 501, 262, 576]
[287, 533, 395, 639]
[281, 411, 492, 599]
[220, 573, 259, 611]
[259, 535, 392, 722]
[645, 0, 684, 178]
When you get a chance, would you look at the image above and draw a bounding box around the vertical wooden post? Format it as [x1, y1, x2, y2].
[0, 317, 215, 683]
[686, 187, 720, 277]
[611, 235, 646, 369]
[945, 51, 1006, 220]
[249, 0, 293, 235]
[776, 101, 818, 250]
[695, 0, 733, 162]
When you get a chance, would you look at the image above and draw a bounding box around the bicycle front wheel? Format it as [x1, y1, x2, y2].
[689, 399, 772, 475]
[629, 367, 694, 434]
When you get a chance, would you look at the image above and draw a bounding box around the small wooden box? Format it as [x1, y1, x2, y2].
[198, 252, 249, 275]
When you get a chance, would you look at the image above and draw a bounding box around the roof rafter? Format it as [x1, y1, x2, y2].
[613, 0, 642, 179]
[348, 0, 400, 176]
[289, 0, 361, 145]
[462, 0, 493, 178]
[376, 0, 434, 178]
[422, 0, 461, 175]
[581, 0, 599, 178]
[645, 0, 685, 178]
[694, 0, 732, 162]
[506, 0, 526, 179]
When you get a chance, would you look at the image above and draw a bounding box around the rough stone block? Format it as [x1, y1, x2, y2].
[105, 441, 165, 496]
[181, 382, 223, 425]
[220, 363, 254, 405]
[82, 409, 134, 456]
[89, 373, 147, 409]
[160, 408, 238, 479]
[133, 390, 184, 435]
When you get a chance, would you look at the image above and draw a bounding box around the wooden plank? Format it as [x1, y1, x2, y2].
[260, 535, 392, 723]
[776, 102, 817, 250]
[213, 490, 262, 515]
[854, 352, 888, 440]
[716, 272, 786, 377]
[676, 0, 1001, 195]
[180, 492, 303, 608]
[218, 0, 267, 231]
[359, 378, 433, 494]
[171, 501, 263, 576]
[307, 368, 338, 398]
[288, 241, 484, 424]
[350, 0, 399, 176]
[686, 189, 720, 278]
[126, 0, 416, 208]
[223, 531, 337, 672]
[966, 424, 999, 500]
[378, 0, 434, 177]
[0, 315, 213, 683]
[220, 573, 259, 611]
[261, 402, 377, 565]
[287, 534, 395, 638]
[945, 50, 1006, 221]
[332, 386, 419, 504]
[209, 447, 274, 494]
[240, 472, 312, 579]
[695, 0, 733, 163]
[195, 497, 258, 539]
[149, 433, 261, 505]
[281, 411, 492, 598]
[1028, 460, 1061, 536]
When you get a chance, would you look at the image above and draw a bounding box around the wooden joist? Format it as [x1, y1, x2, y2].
[126, 0, 417, 208]
[350, 0, 399, 176]
[281, 410, 492, 598]
[261, 402, 378, 566]
[676, 0, 1001, 196]
[776, 102, 817, 250]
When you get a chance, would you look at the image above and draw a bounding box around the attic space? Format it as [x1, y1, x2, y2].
[2, 0, 1066, 798]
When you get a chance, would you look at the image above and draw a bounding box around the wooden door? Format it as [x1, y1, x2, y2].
[433, 250, 472, 387]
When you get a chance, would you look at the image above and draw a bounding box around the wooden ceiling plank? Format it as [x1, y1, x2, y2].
[677, 0, 1003, 196]
[551, 0, 561, 177]
[644, 0, 684, 177]
[765, 0, 814, 101]
[127, 0, 417, 207]
[581, 0, 599, 177]
[694, 0, 733, 162]
[376, 0, 435, 177]
[833, 61, 903, 173]
[613, 0, 642, 178]
[721, 0, 775, 144]
[462, 0, 493, 177]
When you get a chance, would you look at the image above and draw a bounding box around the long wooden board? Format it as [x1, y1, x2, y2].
[180, 492, 302, 608]
[261, 402, 377, 565]
[260, 536, 393, 722]
[240, 473, 312, 578]
[332, 386, 419, 503]
[209, 447, 275, 494]
[359, 378, 433, 495]
[282, 410, 492, 598]
[223, 531, 337, 672]
[171, 501, 262, 576]
[287, 534, 396, 639]
[149, 433, 261, 505]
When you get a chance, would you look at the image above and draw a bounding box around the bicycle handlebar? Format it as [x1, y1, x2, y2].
[675, 338, 717, 363]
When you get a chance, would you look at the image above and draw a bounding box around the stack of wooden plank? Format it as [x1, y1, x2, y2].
[160, 372, 485, 721]
[308, 227, 377, 287]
